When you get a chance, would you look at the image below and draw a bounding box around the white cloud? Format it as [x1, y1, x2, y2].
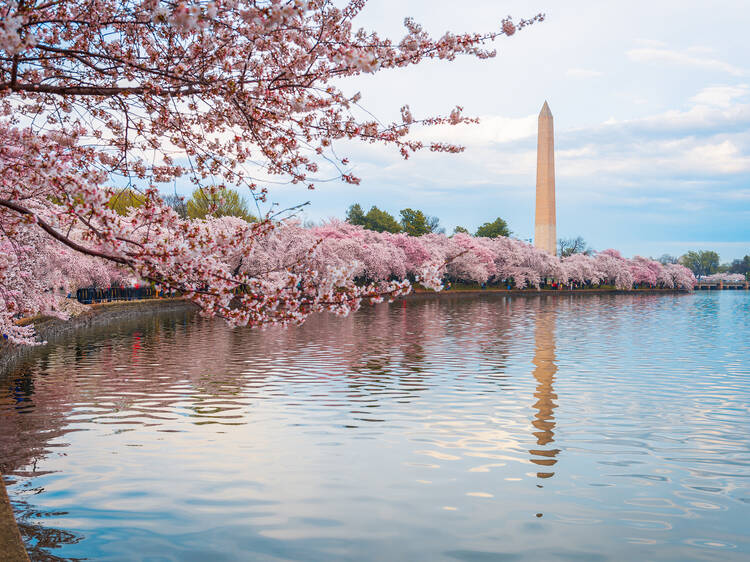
[584, 102, 750, 138]
[689, 85, 749, 108]
[627, 47, 746, 76]
[633, 39, 668, 48]
[407, 114, 537, 147]
[555, 134, 750, 180]
[558, 146, 598, 158]
[566, 68, 604, 78]
[684, 140, 750, 174]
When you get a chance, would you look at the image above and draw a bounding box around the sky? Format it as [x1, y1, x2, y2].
[203, 0, 750, 261]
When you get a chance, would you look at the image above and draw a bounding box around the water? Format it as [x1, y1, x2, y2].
[1, 292, 749, 561]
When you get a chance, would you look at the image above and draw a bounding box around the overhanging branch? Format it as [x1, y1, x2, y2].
[0, 198, 130, 265]
[0, 82, 204, 97]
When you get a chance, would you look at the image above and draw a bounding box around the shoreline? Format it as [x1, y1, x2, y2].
[0, 298, 198, 374]
[0, 478, 27, 561]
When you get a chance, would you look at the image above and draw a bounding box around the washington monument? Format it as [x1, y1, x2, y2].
[534, 101, 556, 255]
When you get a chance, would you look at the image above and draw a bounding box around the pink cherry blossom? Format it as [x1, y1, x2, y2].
[0, 3, 696, 347]
[699, 273, 746, 284]
[0, 2, 543, 343]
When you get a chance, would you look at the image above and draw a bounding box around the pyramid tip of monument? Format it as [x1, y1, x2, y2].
[540, 101, 552, 117]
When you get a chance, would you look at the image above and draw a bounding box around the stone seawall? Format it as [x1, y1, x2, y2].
[0, 477, 28, 561]
[0, 298, 198, 560]
[0, 298, 198, 374]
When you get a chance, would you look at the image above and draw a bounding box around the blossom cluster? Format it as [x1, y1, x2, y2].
[0, 1, 36, 55]
[0, 228, 126, 345]
[698, 273, 747, 284]
[244, 221, 697, 292]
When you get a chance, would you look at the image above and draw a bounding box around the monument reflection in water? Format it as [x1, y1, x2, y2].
[2, 292, 750, 561]
[529, 307, 560, 481]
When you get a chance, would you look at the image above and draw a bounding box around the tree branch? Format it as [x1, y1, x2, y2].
[0, 198, 130, 265]
[0, 82, 204, 96]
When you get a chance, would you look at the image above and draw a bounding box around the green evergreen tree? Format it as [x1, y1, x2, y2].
[346, 204, 402, 233]
[345, 203, 366, 226]
[399, 208, 431, 236]
[367, 206, 403, 233]
[475, 217, 511, 238]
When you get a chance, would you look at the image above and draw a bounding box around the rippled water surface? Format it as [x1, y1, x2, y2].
[2, 292, 749, 561]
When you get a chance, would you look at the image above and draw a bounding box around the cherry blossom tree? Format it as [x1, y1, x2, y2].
[629, 256, 660, 287]
[216, 222, 698, 294]
[699, 273, 746, 284]
[661, 263, 697, 290]
[559, 253, 603, 287]
[0, 217, 123, 344]
[0, 1, 542, 343]
[594, 249, 634, 290]
[2, 210, 701, 344]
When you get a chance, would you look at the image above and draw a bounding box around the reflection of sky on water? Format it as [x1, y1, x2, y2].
[1, 292, 749, 560]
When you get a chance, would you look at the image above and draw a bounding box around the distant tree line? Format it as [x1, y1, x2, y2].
[345, 204, 443, 236]
[657, 250, 750, 280]
[558, 245, 748, 280]
[346, 204, 511, 238]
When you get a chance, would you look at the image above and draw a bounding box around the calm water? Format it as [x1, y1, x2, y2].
[1, 292, 749, 561]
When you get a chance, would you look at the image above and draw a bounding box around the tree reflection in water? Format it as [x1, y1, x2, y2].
[528, 304, 560, 481]
[11, 496, 83, 562]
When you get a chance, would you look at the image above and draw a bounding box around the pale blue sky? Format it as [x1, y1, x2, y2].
[188, 1, 750, 261]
